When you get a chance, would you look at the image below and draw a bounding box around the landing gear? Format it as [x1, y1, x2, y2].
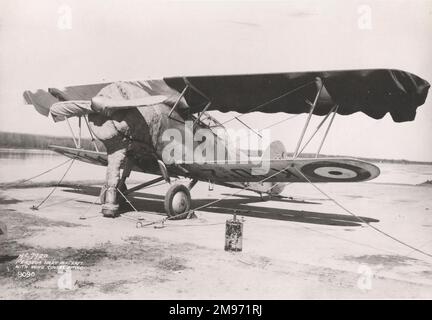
[100, 157, 195, 218]
[164, 184, 191, 217]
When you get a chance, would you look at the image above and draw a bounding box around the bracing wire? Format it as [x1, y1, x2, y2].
[221, 80, 316, 126]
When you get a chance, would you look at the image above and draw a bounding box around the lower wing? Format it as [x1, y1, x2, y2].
[49, 145, 380, 183]
[49, 145, 108, 166]
[175, 158, 380, 183]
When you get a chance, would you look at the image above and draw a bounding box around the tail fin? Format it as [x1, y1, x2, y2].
[264, 140, 287, 160]
[261, 140, 287, 195]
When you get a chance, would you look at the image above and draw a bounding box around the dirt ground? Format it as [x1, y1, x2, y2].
[1, 168, 432, 299]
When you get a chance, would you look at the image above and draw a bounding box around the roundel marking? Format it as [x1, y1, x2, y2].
[301, 161, 372, 182]
[313, 166, 358, 179]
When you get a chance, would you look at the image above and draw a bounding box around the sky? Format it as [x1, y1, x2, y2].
[0, 0, 431, 161]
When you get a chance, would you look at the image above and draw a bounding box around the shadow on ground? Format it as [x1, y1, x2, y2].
[63, 185, 379, 227]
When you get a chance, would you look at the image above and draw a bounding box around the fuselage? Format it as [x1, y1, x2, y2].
[88, 103, 284, 195]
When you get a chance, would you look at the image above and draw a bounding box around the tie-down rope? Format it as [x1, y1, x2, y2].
[118, 163, 432, 261]
[122, 162, 302, 228]
[30, 159, 76, 210]
[1, 158, 73, 188]
[291, 167, 432, 260]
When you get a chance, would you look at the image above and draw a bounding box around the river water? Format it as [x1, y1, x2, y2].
[0, 148, 108, 184]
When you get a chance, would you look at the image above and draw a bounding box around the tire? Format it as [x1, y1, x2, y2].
[164, 184, 191, 217]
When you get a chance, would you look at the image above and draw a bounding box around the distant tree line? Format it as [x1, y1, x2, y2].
[0, 131, 105, 151]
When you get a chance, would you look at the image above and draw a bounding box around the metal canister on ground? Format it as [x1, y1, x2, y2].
[224, 214, 243, 252]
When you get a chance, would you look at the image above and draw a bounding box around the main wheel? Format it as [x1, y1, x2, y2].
[164, 184, 191, 217]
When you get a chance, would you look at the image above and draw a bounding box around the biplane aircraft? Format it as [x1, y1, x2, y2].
[23, 69, 430, 217]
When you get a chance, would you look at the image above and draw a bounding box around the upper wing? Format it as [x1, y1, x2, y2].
[175, 158, 380, 183]
[24, 70, 429, 123]
[49, 95, 167, 122]
[24, 80, 177, 122]
[164, 69, 429, 122]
